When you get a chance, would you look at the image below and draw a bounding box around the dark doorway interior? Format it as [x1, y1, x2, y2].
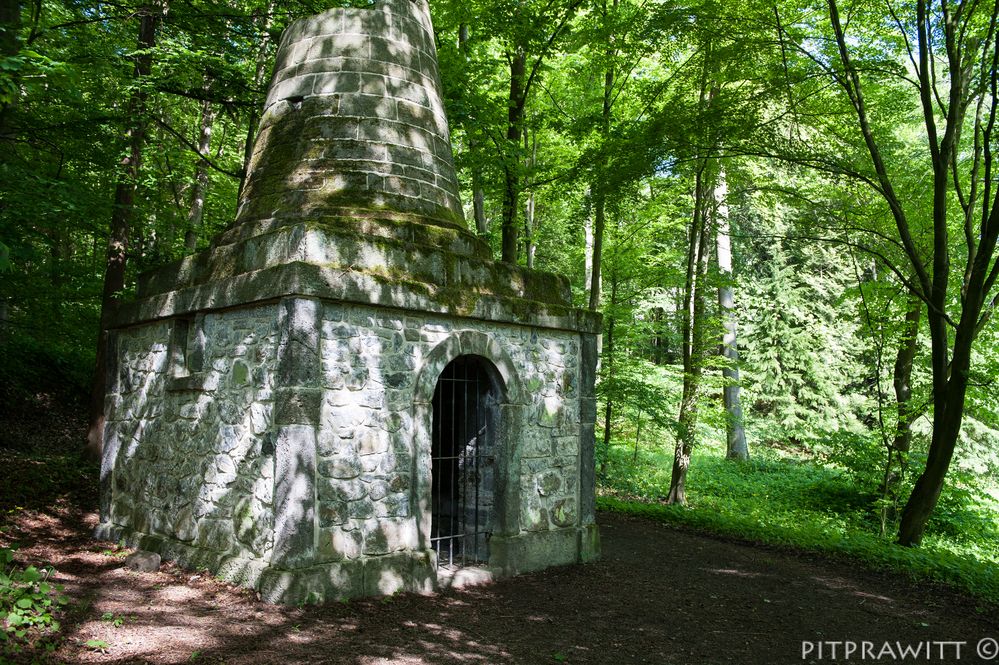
[431, 355, 497, 568]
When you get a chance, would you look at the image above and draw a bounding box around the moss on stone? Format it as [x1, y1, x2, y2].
[432, 282, 479, 316]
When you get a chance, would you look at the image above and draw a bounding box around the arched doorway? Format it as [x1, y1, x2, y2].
[431, 355, 499, 568]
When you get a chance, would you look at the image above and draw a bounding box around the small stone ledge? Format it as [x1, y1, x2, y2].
[164, 373, 217, 393]
[435, 565, 494, 590]
[578, 523, 601, 563]
[258, 550, 436, 604]
[138, 218, 493, 299]
[95, 519, 595, 605]
[220, 209, 472, 248]
[95, 522, 439, 604]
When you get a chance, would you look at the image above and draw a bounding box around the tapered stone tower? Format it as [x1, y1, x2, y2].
[97, 0, 600, 604]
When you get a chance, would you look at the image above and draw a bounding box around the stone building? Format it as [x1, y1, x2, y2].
[96, 0, 600, 603]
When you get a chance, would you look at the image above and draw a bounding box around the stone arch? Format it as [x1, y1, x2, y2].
[413, 330, 525, 407]
[411, 330, 526, 557]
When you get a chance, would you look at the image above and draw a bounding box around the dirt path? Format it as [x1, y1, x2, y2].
[3, 507, 997, 664]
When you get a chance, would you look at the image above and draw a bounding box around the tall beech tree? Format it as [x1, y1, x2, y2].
[714, 170, 749, 460]
[666, 34, 723, 503]
[497, 0, 584, 263]
[819, 0, 999, 546]
[666, 152, 716, 504]
[587, 0, 619, 310]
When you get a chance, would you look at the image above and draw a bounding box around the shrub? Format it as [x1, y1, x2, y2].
[0, 547, 69, 655]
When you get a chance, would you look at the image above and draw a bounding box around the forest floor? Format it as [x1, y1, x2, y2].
[2, 396, 997, 664]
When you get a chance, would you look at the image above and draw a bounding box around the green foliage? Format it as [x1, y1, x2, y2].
[0, 548, 69, 654]
[101, 611, 126, 628]
[737, 179, 871, 447]
[84, 639, 109, 653]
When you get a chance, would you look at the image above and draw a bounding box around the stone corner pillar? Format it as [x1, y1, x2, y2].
[578, 332, 599, 528]
[271, 297, 322, 569]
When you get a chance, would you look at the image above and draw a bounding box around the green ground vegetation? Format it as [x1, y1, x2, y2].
[596, 368, 999, 603]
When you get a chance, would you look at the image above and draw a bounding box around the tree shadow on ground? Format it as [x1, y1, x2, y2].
[0, 509, 991, 665]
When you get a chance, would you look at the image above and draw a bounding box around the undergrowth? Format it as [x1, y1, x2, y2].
[0, 547, 69, 657]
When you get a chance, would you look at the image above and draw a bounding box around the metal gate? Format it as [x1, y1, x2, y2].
[430, 355, 496, 568]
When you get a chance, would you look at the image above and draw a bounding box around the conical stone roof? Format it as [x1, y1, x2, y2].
[233, 0, 465, 233]
[114, 0, 599, 336]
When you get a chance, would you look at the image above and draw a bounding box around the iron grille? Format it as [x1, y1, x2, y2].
[430, 355, 495, 569]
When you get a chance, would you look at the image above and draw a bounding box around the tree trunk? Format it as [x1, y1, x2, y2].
[524, 190, 536, 269]
[890, 296, 921, 459]
[823, 0, 999, 547]
[500, 49, 526, 263]
[633, 410, 642, 463]
[589, 187, 606, 310]
[473, 184, 487, 235]
[0, 0, 19, 140]
[238, 1, 276, 200]
[667, 163, 713, 504]
[898, 299, 980, 545]
[714, 171, 748, 460]
[0, 1, 20, 341]
[598, 270, 619, 478]
[587, 0, 618, 312]
[497, 1, 583, 261]
[880, 293, 921, 526]
[184, 93, 214, 252]
[459, 22, 488, 236]
[892, 0, 999, 546]
[667, 43, 719, 503]
[584, 197, 594, 295]
[523, 125, 537, 269]
[86, 3, 162, 458]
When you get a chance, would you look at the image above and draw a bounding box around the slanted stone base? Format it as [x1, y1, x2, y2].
[94, 521, 269, 590]
[98, 520, 599, 604]
[97, 520, 437, 604]
[488, 526, 598, 577]
[258, 550, 436, 603]
[436, 566, 494, 590]
[578, 523, 601, 563]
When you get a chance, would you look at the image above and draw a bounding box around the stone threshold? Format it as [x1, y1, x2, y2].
[435, 565, 495, 590]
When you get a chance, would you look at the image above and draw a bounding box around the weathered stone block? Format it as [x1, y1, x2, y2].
[308, 33, 368, 61]
[277, 298, 321, 386]
[272, 424, 317, 568]
[124, 550, 161, 572]
[357, 430, 388, 456]
[274, 387, 323, 425]
[318, 456, 361, 479]
[318, 500, 349, 528]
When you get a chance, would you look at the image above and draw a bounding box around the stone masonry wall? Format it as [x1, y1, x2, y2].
[102, 305, 281, 581]
[102, 297, 585, 593]
[314, 302, 583, 568]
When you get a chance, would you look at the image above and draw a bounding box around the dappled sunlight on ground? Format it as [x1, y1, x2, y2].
[2, 508, 997, 663]
[705, 568, 765, 578]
